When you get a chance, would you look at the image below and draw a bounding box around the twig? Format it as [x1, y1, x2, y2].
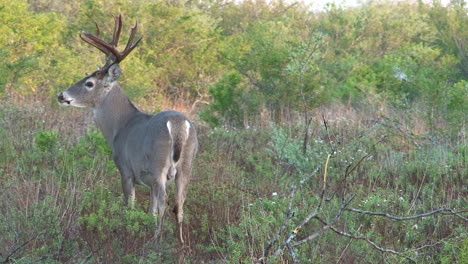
[335, 224, 363, 264]
[262, 169, 319, 259]
[263, 183, 297, 258]
[287, 244, 298, 263]
[316, 219, 416, 263]
[408, 171, 427, 214]
[3, 232, 44, 263]
[271, 188, 324, 257]
[411, 239, 445, 251]
[291, 195, 355, 247]
[322, 114, 336, 155]
[272, 160, 332, 258]
[347, 207, 468, 222]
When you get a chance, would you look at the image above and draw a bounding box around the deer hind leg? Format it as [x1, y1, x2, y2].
[118, 165, 135, 209]
[149, 165, 170, 240]
[174, 178, 187, 245]
[167, 162, 177, 181]
[173, 157, 193, 245]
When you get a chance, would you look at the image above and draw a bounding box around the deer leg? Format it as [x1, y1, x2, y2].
[120, 172, 135, 209]
[150, 182, 168, 240]
[174, 165, 191, 245]
[149, 185, 158, 216]
[150, 165, 169, 240]
[174, 141, 196, 246]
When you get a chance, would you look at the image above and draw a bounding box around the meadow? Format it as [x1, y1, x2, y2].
[1, 0, 466, 263]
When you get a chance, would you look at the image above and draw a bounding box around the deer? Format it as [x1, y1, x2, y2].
[57, 15, 198, 246]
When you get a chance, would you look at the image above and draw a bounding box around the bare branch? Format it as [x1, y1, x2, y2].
[321, 115, 336, 155]
[263, 182, 297, 258]
[317, 219, 416, 263]
[272, 160, 334, 257]
[287, 244, 298, 263]
[3, 232, 45, 263]
[347, 207, 468, 222]
[262, 169, 319, 259]
[291, 195, 355, 247]
[335, 224, 363, 264]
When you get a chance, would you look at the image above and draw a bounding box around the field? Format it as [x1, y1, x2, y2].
[0, 100, 466, 263]
[0, 0, 467, 263]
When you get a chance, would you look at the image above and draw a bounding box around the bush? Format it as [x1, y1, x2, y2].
[200, 72, 259, 127]
[78, 186, 159, 263]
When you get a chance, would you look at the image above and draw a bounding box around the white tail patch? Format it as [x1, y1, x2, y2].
[185, 120, 190, 141]
[166, 120, 172, 135]
[167, 120, 177, 181]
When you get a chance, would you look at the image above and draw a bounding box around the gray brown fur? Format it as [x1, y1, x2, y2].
[58, 16, 197, 245]
[58, 66, 198, 244]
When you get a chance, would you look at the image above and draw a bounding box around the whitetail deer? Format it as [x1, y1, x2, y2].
[57, 15, 198, 245]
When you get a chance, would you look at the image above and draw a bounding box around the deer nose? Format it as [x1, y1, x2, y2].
[57, 93, 72, 104]
[57, 93, 65, 103]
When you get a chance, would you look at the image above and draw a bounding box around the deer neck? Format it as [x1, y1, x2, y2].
[93, 83, 139, 147]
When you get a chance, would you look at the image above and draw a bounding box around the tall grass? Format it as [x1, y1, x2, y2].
[0, 102, 466, 263]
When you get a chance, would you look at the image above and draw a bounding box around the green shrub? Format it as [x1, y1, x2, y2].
[78, 185, 158, 263]
[35, 130, 59, 152]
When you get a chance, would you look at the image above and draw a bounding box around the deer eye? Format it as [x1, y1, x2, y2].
[85, 81, 94, 88]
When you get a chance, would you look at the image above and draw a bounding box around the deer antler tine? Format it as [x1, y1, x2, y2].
[80, 32, 112, 56]
[110, 15, 122, 47]
[124, 21, 138, 51]
[120, 37, 142, 62]
[80, 14, 141, 71]
[94, 22, 101, 37]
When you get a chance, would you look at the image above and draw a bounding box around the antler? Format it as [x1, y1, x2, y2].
[80, 15, 142, 71]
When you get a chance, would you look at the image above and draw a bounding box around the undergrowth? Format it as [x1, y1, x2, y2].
[0, 103, 466, 263]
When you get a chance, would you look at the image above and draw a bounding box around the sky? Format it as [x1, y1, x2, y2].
[307, 0, 452, 11]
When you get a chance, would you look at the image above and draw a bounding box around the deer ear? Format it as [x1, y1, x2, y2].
[105, 64, 121, 82]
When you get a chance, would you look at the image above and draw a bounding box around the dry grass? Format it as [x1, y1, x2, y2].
[0, 97, 466, 263]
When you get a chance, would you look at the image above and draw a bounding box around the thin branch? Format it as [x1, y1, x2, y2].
[411, 240, 445, 252]
[262, 169, 319, 260]
[322, 114, 336, 155]
[263, 182, 297, 258]
[272, 162, 331, 257]
[317, 220, 416, 263]
[287, 244, 298, 263]
[272, 188, 324, 257]
[3, 232, 44, 263]
[335, 224, 363, 264]
[347, 207, 468, 222]
[291, 195, 355, 247]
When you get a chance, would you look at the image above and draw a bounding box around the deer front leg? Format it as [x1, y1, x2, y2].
[118, 167, 135, 209]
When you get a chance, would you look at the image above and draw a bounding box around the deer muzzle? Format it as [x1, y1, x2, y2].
[57, 93, 71, 105]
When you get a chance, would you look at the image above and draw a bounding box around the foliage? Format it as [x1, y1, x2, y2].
[0, 0, 467, 262]
[78, 186, 158, 263]
[1, 98, 467, 262]
[200, 72, 259, 127]
[1, 0, 466, 132]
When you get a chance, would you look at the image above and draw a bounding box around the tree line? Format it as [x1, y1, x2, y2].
[1, 0, 466, 130]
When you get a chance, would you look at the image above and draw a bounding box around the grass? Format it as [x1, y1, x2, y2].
[0, 100, 466, 263]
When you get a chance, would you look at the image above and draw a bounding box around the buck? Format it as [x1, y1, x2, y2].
[57, 15, 198, 244]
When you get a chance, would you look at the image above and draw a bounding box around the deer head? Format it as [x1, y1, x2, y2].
[57, 15, 142, 108]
